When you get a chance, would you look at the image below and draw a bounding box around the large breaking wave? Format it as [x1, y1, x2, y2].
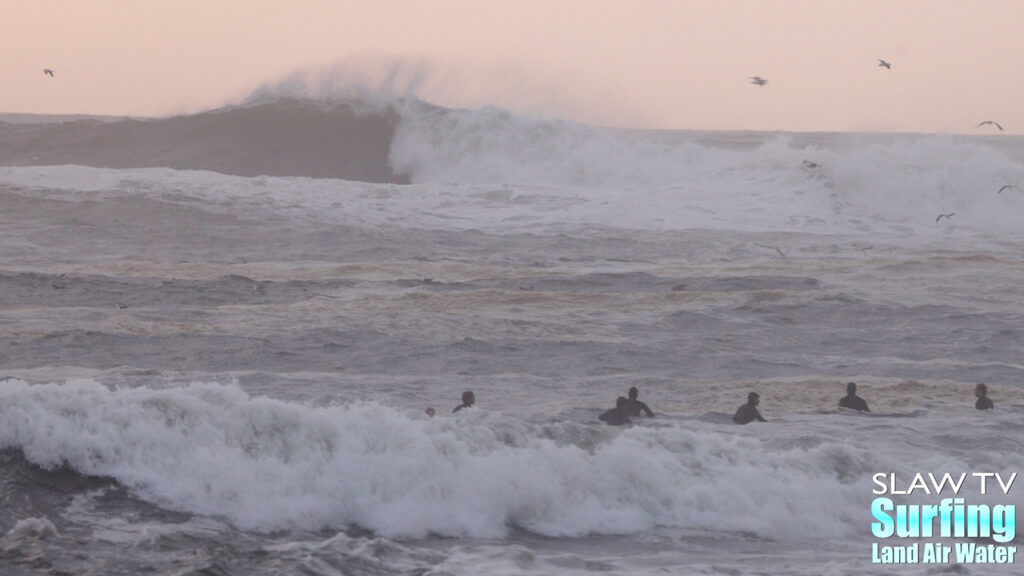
[4, 92, 1024, 240]
[5, 94, 1023, 191]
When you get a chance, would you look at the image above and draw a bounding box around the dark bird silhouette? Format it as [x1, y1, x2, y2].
[976, 120, 1004, 131]
[997, 185, 1019, 194]
[43, 68, 54, 77]
[749, 76, 768, 86]
[935, 213, 955, 223]
[877, 59, 891, 69]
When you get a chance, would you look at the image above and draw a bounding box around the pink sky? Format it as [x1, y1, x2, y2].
[4, 0, 1023, 133]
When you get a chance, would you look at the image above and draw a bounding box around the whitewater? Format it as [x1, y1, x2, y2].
[1, 96, 1024, 575]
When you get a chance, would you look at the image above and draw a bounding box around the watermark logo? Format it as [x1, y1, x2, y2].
[871, 473, 1017, 565]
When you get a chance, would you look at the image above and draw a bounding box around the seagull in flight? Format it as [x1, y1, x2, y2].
[43, 68, 54, 77]
[877, 59, 891, 69]
[976, 120, 1004, 131]
[749, 76, 768, 86]
[997, 184, 1019, 194]
[935, 213, 955, 223]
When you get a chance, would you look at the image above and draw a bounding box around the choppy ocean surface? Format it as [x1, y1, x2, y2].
[2, 96, 1024, 575]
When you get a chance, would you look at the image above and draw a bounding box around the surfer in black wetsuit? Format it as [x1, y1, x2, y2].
[838, 382, 870, 412]
[623, 386, 654, 418]
[599, 397, 632, 426]
[732, 392, 766, 424]
[452, 390, 475, 413]
[975, 383, 994, 410]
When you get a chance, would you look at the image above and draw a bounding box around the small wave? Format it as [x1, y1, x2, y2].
[5, 517, 59, 540]
[1, 515, 61, 564]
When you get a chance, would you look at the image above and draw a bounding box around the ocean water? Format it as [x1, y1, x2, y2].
[1, 97, 1024, 575]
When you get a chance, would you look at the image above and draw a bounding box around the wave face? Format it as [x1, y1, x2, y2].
[0, 100, 405, 183]
[0, 379, 880, 541]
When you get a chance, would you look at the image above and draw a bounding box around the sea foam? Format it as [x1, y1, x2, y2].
[1, 379, 875, 540]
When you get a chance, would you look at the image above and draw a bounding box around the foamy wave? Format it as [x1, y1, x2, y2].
[4, 517, 59, 540]
[389, 104, 734, 189]
[390, 101, 1024, 191]
[0, 379, 884, 540]
[386, 103, 1024, 238]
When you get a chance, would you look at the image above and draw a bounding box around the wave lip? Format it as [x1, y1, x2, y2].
[0, 99, 408, 184]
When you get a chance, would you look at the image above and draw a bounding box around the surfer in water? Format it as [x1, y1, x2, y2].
[975, 383, 994, 410]
[733, 392, 766, 424]
[599, 396, 632, 426]
[838, 381, 870, 412]
[452, 390, 475, 413]
[623, 386, 654, 417]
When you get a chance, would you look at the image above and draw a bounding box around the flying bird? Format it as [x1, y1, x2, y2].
[749, 76, 768, 86]
[877, 59, 891, 69]
[935, 213, 955, 223]
[43, 68, 54, 77]
[976, 120, 1004, 131]
[997, 184, 1019, 194]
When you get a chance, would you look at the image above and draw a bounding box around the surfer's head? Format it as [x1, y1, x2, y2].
[748, 392, 760, 405]
[628, 386, 639, 400]
[975, 383, 988, 397]
[461, 390, 475, 406]
[847, 382, 857, 394]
